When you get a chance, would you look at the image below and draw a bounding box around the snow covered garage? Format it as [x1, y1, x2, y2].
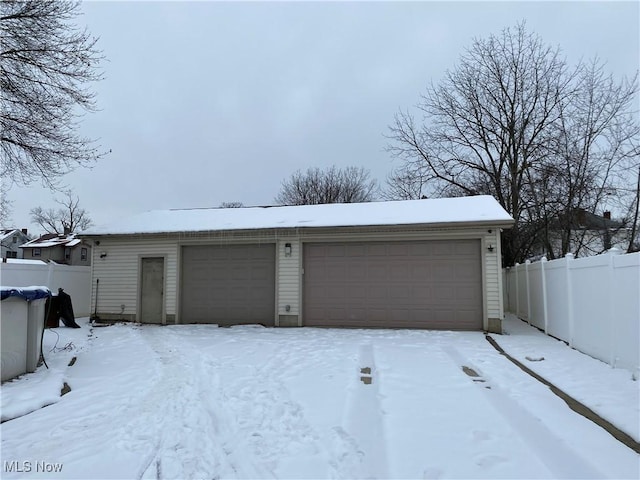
[83, 196, 514, 332]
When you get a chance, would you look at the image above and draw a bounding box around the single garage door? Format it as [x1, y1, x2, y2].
[181, 244, 275, 326]
[303, 239, 482, 330]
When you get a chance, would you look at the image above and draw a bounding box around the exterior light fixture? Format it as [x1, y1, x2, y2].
[487, 244, 494, 253]
[284, 243, 292, 257]
[100, 252, 107, 259]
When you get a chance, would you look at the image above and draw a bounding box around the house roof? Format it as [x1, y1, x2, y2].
[84, 195, 514, 236]
[567, 209, 625, 230]
[3, 258, 47, 265]
[20, 234, 83, 249]
[0, 229, 27, 241]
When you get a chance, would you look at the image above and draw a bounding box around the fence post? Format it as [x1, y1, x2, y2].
[46, 263, 54, 291]
[541, 256, 548, 334]
[503, 268, 509, 313]
[515, 263, 520, 317]
[607, 248, 622, 367]
[525, 260, 531, 324]
[566, 253, 574, 348]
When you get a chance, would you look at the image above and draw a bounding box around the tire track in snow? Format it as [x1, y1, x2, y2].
[442, 345, 606, 479]
[331, 343, 389, 479]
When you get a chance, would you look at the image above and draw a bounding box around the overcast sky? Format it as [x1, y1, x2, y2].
[5, 0, 639, 235]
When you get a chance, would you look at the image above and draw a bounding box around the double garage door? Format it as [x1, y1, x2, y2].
[303, 239, 483, 330]
[180, 239, 482, 330]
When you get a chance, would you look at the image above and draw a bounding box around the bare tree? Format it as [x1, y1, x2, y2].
[30, 191, 92, 234]
[275, 166, 378, 205]
[219, 201, 244, 208]
[0, 0, 105, 187]
[0, 184, 11, 225]
[387, 23, 639, 265]
[527, 60, 640, 258]
[619, 161, 640, 253]
[384, 163, 429, 200]
[628, 165, 640, 252]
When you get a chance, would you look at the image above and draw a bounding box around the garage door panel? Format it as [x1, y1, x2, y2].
[251, 286, 272, 299]
[411, 264, 430, 281]
[392, 308, 411, 322]
[328, 308, 346, 321]
[327, 264, 346, 278]
[389, 244, 409, 256]
[434, 285, 455, 301]
[346, 244, 366, 256]
[368, 285, 388, 299]
[304, 240, 482, 330]
[409, 243, 431, 256]
[349, 285, 366, 300]
[432, 262, 454, 278]
[181, 244, 275, 326]
[368, 264, 388, 279]
[229, 248, 246, 260]
[251, 266, 272, 281]
[411, 284, 431, 299]
[350, 264, 367, 280]
[455, 241, 479, 255]
[455, 263, 478, 279]
[228, 288, 247, 301]
[432, 243, 455, 255]
[229, 267, 245, 281]
[390, 263, 409, 280]
[367, 244, 387, 256]
[348, 308, 367, 321]
[368, 309, 388, 322]
[456, 285, 478, 301]
[327, 245, 345, 257]
[389, 285, 410, 299]
[327, 285, 346, 299]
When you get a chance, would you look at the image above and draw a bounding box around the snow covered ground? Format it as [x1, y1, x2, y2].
[1, 316, 638, 479]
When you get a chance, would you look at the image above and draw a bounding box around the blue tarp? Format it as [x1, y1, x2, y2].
[1, 287, 51, 302]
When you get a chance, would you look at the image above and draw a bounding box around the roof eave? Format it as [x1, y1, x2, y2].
[81, 218, 515, 238]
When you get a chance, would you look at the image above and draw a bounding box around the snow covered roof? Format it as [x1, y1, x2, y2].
[0, 229, 15, 241]
[0, 229, 28, 241]
[3, 259, 46, 265]
[84, 195, 514, 236]
[20, 234, 83, 249]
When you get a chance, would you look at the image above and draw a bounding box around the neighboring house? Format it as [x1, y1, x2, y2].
[83, 195, 514, 332]
[20, 234, 92, 266]
[532, 209, 631, 259]
[1, 229, 30, 259]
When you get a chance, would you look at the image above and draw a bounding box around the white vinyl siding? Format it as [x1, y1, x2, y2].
[91, 238, 178, 319]
[277, 239, 301, 316]
[483, 229, 503, 320]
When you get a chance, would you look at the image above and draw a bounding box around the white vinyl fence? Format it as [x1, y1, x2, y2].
[0, 262, 91, 317]
[503, 249, 640, 373]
